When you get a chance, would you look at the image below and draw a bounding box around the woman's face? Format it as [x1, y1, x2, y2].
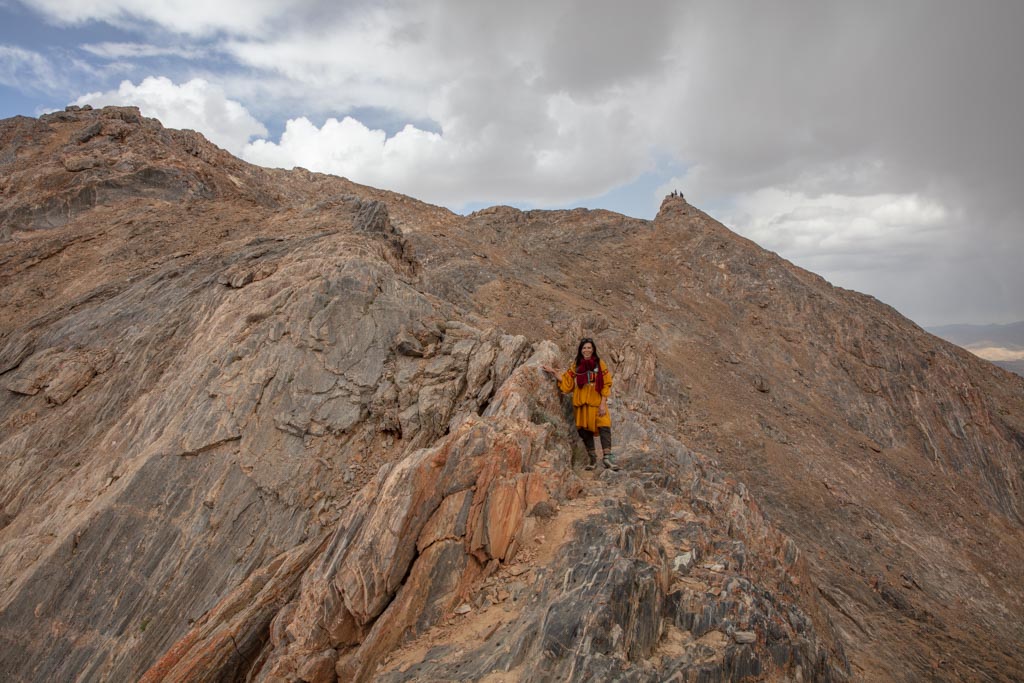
[581, 342, 594, 359]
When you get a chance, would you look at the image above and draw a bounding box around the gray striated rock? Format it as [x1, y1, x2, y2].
[73, 121, 103, 144]
[354, 200, 393, 234]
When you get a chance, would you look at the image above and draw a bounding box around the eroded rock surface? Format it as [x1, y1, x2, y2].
[0, 107, 1021, 682]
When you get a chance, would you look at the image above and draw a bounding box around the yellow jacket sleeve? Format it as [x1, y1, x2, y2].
[558, 367, 575, 394]
[600, 360, 612, 398]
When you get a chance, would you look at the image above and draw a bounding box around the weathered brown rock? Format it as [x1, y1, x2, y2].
[0, 108, 1021, 682]
[3, 346, 114, 404]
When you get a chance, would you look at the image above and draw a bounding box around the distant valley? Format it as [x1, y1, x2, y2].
[928, 321, 1024, 377]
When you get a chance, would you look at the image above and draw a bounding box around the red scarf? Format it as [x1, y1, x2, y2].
[574, 357, 603, 393]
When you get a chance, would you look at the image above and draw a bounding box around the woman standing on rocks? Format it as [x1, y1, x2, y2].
[543, 338, 618, 471]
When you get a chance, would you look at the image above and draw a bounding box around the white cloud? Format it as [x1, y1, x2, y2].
[73, 76, 267, 154]
[244, 116, 440, 177]
[80, 42, 203, 60]
[0, 44, 60, 90]
[717, 188, 949, 269]
[23, 0, 285, 36]
[241, 102, 649, 209]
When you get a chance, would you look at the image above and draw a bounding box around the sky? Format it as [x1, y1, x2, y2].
[1, 1, 1022, 327]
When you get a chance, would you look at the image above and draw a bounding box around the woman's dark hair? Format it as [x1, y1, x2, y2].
[575, 337, 601, 367]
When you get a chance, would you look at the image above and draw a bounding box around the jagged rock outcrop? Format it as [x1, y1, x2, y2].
[133, 347, 846, 683]
[0, 107, 1022, 682]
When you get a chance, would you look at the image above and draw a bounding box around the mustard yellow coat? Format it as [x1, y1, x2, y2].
[558, 360, 612, 433]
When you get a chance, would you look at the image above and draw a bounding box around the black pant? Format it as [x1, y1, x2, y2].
[578, 427, 612, 453]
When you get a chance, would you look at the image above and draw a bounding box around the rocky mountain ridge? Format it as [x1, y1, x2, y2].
[1, 106, 1022, 681]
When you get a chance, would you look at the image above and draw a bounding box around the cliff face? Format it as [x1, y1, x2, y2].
[0, 107, 1021, 682]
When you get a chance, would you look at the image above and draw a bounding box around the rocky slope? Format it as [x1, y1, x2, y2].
[0, 107, 1022, 682]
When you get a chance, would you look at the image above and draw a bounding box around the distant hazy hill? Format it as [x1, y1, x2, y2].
[993, 360, 1024, 376]
[928, 321, 1024, 377]
[929, 321, 1024, 349]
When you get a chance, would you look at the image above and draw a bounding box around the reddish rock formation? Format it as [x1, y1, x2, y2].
[0, 107, 1021, 681]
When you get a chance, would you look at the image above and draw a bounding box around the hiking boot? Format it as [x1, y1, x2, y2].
[584, 450, 597, 470]
[603, 452, 619, 471]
